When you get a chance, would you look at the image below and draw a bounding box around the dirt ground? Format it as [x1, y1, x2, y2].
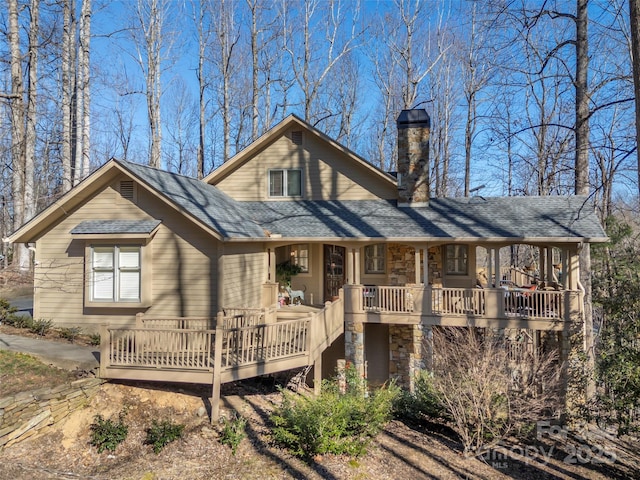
[1, 277, 639, 479]
[0, 377, 638, 480]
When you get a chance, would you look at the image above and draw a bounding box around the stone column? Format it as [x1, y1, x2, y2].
[389, 324, 424, 391]
[345, 319, 365, 379]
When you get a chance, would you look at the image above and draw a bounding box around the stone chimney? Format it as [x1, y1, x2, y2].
[397, 109, 430, 206]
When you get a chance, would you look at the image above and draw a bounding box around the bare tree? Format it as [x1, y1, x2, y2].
[282, 0, 362, 128]
[630, 0, 640, 196]
[130, 0, 175, 168]
[210, 0, 241, 163]
[164, 77, 198, 176]
[73, 0, 92, 183]
[61, 0, 75, 192]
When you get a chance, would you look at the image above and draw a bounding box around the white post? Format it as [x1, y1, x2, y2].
[423, 247, 429, 286]
[347, 247, 354, 284]
[414, 247, 421, 284]
[354, 247, 361, 285]
[494, 247, 501, 287]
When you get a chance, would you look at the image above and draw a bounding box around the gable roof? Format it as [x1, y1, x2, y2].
[241, 196, 607, 243]
[7, 159, 265, 244]
[203, 114, 396, 187]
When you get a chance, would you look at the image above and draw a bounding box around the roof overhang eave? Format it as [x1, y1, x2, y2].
[223, 235, 609, 244]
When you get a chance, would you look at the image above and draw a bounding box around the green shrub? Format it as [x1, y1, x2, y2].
[394, 370, 446, 424]
[0, 298, 17, 323]
[29, 318, 53, 336]
[89, 411, 129, 453]
[271, 365, 399, 459]
[8, 314, 33, 329]
[219, 413, 246, 455]
[145, 419, 185, 454]
[89, 333, 101, 346]
[59, 326, 82, 343]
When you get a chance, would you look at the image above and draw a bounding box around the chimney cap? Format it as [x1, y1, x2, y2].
[397, 109, 430, 129]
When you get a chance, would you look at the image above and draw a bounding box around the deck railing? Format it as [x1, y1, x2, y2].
[107, 327, 215, 370]
[503, 289, 564, 320]
[102, 297, 344, 376]
[221, 318, 309, 368]
[431, 288, 486, 316]
[344, 284, 576, 323]
[362, 286, 414, 313]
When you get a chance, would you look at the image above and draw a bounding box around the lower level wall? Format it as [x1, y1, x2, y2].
[0, 378, 105, 449]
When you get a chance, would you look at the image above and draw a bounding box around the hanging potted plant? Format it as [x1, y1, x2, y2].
[276, 261, 303, 288]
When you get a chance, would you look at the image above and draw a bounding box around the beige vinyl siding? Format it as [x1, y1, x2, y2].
[33, 175, 219, 332]
[215, 128, 397, 201]
[220, 243, 265, 308]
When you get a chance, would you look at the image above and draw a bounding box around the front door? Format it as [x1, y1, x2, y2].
[324, 245, 345, 301]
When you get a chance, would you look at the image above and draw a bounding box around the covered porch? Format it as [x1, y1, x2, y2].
[262, 240, 585, 330]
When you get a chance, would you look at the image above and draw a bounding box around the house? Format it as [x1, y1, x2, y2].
[7, 110, 607, 415]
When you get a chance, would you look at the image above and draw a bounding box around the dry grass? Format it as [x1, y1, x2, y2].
[0, 350, 76, 397]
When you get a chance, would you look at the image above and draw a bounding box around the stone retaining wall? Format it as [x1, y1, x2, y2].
[0, 377, 104, 449]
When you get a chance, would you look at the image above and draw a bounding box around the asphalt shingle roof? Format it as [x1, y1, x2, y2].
[119, 160, 265, 238]
[242, 196, 606, 241]
[70, 219, 161, 234]
[115, 160, 606, 242]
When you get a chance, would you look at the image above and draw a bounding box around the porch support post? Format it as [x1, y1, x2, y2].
[562, 248, 569, 289]
[414, 247, 421, 284]
[494, 247, 501, 286]
[345, 319, 365, 379]
[423, 247, 429, 286]
[389, 324, 424, 392]
[347, 247, 354, 284]
[423, 325, 433, 371]
[354, 247, 361, 285]
[268, 248, 276, 282]
[568, 246, 580, 291]
[547, 247, 554, 284]
[539, 246, 546, 283]
[487, 248, 493, 287]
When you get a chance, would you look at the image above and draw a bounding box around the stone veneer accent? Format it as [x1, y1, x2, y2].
[344, 319, 365, 379]
[397, 109, 431, 205]
[0, 377, 104, 449]
[389, 324, 424, 391]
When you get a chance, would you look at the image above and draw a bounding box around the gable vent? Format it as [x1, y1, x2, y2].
[119, 180, 135, 200]
[291, 130, 303, 145]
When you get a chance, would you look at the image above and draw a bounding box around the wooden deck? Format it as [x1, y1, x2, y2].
[99, 297, 345, 420]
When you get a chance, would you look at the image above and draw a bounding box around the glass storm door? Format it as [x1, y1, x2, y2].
[324, 245, 345, 301]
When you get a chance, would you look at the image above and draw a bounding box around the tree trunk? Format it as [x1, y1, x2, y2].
[9, 0, 28, 271]
[74, 0, 92, 184]
[575, 0, 595, 399]
[630, 0, 640, 198]
[61, 0, 74, 192]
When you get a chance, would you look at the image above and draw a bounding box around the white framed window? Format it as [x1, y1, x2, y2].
[91, 245, 141, 302]
[445, 244, 468, 275]
[365, 244, 386, 274]
[269, 169, 302, 197]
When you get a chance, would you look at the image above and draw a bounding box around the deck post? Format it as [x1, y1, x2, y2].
[99, 324, 109, 378]
[313, 355, 322, 396]
[211, 314, 224, 424]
